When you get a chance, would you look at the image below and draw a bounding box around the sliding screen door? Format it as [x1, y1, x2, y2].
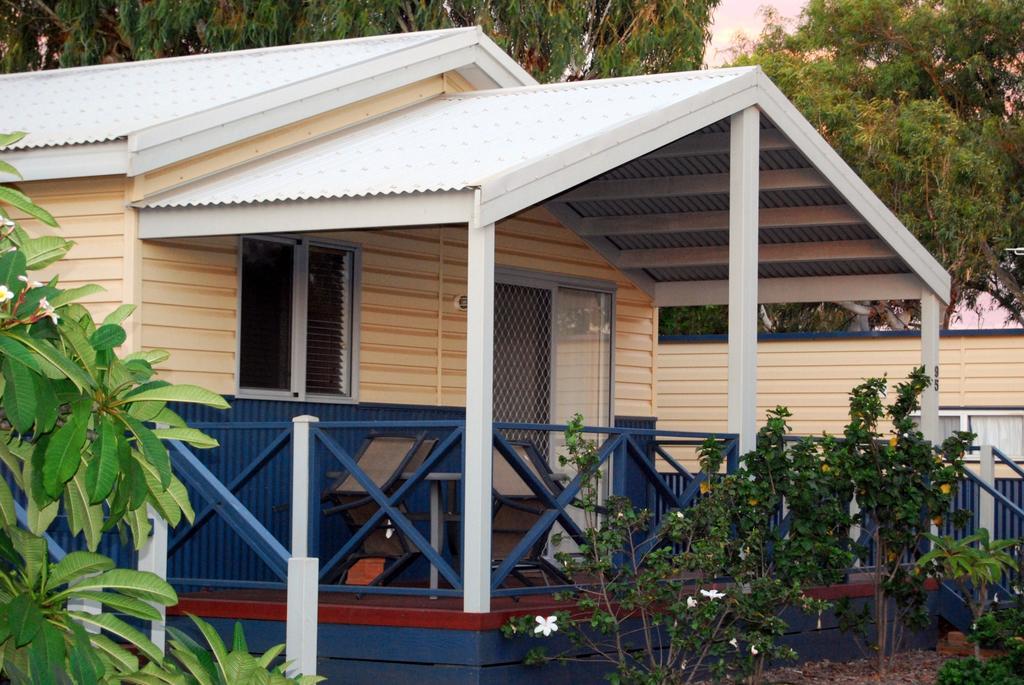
[552, 287, 612, 429]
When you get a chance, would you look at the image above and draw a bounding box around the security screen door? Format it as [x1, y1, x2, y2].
[493, 278, 613, 454]
[493, 277, 613, 557]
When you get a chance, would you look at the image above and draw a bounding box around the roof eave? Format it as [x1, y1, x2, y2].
[136, 189, 476, 239]
[127, 29, 534, 177]
[0, 141, 129, 182]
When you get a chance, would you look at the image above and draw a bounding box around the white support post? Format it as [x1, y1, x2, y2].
[727, 106, 760, 455]
[137, 505, 168, 652]
[463, 192, 495, 614]
[979, 445, 995, 535]
[287, 416, 319, 677]
[291, 416, 318, 558]
[68, 588, 102, 635]
[920, 290, 941, 445]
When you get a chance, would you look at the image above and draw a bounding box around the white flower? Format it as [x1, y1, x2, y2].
[751, 645, 759, 656]
[0, 285, 12, 302]
[38, 297, 58, 324]
[700, 589, 725, 601]
[686, 596, 697, 609]
[2, 218, 13, 228]
[729, 638, 738, 649]
[675, 511, 684, 519]
[384, 518, 394, 539]
[534, 615, 558, 637]
[17, 275, 43, 289]
[993, 594, 1000, 604]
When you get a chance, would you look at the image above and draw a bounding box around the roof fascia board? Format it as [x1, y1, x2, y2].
[136, 189, 474, 239]
[752, 71, 951, 304]
[129, 29, 531, 175]
[468, 38, 537, 88]
[0, 141, 129, 182]
[479, 69, 761, 226]
[654, 273, 925, 306]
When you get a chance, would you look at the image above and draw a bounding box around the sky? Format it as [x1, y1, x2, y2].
[706, 0, 807, 66]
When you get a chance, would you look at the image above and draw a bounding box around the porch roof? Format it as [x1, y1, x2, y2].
[135, 66, 951, 305]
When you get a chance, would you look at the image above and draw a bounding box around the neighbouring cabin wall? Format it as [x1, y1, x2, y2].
[657, 332, 1024, 437]
[14, 176, 135, 328]
[139, 207, 658, 416]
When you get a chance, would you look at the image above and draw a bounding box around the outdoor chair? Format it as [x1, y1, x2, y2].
[491, 441, 574, 587]
[321, 433, 438, 585]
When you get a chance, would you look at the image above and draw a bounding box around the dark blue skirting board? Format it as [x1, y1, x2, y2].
[167, 589, 940, 685]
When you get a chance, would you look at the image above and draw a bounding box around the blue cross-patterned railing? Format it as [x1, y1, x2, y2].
[160, 416, 738, 599]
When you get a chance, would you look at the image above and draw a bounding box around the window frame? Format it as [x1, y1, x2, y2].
[235, 235, 361, 404]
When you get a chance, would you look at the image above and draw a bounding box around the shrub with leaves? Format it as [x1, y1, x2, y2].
[130, 614, 323, 684]
[919, 530, 1018, 657]
[0, 134, 319, 682]
[836, 368, 971, 673]
[503, 413, 838, 685]
[0, 530, 176, 683]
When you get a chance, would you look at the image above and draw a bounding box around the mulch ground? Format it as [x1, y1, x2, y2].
[759, 650, 950, 684]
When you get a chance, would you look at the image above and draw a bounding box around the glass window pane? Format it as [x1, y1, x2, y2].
[239, 239, 293, 391]
[305, 245, 352, 396]
[552, 287, 612, 426]
[971, 415, 1024, 458]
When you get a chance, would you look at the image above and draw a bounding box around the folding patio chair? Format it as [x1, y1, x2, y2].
[491, 441, 573, 587]
[321, 433, 438, 585]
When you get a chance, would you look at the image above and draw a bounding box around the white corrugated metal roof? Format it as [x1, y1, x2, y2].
[0, 28, 470, 149]
[140, 68, 752, 207]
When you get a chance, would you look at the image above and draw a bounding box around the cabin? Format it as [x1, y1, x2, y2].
[1, 27, 976, 683]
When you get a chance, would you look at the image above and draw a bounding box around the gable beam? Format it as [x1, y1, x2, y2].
[617, 239, 894, 270]
[556, 168, 826, 203]
[574, 204, 862, 237]
[654, 273, 923, 307]
[644, 128, 791, 159]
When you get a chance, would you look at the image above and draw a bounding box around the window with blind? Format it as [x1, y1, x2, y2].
[238, 237, 358, 401]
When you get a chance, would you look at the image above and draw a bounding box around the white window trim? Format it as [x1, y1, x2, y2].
[235, 235, 361, 404]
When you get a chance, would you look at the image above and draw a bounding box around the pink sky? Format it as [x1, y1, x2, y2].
[705, 1, 1019, 329]
[706, 0, 807, 66]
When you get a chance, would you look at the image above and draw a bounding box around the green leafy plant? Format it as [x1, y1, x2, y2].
[131, 615, 323, 684]
[969, 605, 1024, 651]
[503, 412, 838, 685]
[0, 134, 321, 682]
[936, 641, 1024, 685]
[919, 530, 1018, 656]
[835, 368, 971, 673]
[0, 529, 175, 682]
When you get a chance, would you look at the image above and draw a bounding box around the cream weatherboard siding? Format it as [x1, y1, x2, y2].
[657, 333, 1024, 437]
[137, 207, 658, 416]
[14, 176, 133, 327]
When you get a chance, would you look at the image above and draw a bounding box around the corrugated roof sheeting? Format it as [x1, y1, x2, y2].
[609, 230, 730, 250]
[759, 224, 877, 244]
[140, 69, 751, 207]
[0, 31, 452, 149]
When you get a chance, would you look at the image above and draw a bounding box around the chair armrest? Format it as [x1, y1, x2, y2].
[550, 470, 573, 483]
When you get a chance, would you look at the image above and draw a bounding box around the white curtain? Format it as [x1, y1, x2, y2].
[971, 415, 1024, 457]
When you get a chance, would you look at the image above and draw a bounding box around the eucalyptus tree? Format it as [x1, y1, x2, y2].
[0, 0, 721, 82]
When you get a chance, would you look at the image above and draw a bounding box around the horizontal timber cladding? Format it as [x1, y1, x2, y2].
[140, 207, 657, 416]
[13, 176, 132, 326]
[657, 332, 1024, 437]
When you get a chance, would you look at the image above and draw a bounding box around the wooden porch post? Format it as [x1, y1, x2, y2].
[727, 106, 760, 455]
[287, 416, 319, 677]
[920, 290, 941, 444]
[464, 191, 495, 614]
